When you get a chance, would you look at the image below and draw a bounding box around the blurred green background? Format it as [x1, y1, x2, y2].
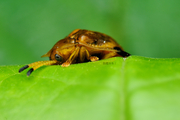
[0, 0, 180, 65]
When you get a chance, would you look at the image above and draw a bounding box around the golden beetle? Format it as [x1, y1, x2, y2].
[19, 29, 130, 76]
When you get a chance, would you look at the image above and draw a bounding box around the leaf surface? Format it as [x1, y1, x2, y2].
[0, 56, 180, 120]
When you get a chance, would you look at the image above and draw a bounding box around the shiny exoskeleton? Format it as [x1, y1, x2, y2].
[19, 29, 130, 76]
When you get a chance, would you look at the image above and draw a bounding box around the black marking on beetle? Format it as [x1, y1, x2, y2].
[114, 47, 123, 52]
[119, 51, 131, 57]
[114, 47, 130, 57]
[93, 39, 98, 45]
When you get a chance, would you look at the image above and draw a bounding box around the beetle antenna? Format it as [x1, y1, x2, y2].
[27, 68, 34, 76]
[19, 60, 57, 76]
[19, 65, 29, 73]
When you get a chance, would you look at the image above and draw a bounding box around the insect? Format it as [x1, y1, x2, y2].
[19, 29, 130, 76]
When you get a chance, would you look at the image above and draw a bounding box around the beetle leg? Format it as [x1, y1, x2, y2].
[101, 51, 117, 59]
[61, 46, 80, 67]
[79, 46, 99, 62]
[79, 46, 87, 62]
[89, 56, 99, 62]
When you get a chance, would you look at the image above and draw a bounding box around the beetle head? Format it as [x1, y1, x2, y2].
[41, 48, 64, 64]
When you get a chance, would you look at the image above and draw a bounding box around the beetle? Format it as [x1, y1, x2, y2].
[19, 29, 130, 76]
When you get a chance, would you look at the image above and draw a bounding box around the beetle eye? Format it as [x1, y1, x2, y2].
[55, 54, 62, 61]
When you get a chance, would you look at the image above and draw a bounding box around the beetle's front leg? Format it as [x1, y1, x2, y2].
[79, 46, 99, 62]
[61, 46, 80, 67]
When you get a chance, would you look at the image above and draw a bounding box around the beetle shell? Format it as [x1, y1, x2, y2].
[42, 29, 129, 63]
[19, 29, 130, 76]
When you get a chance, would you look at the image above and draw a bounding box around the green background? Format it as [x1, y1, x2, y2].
[0, 0, 180, 65]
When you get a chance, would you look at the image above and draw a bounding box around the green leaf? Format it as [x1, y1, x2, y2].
[0, 56, 180, 120]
